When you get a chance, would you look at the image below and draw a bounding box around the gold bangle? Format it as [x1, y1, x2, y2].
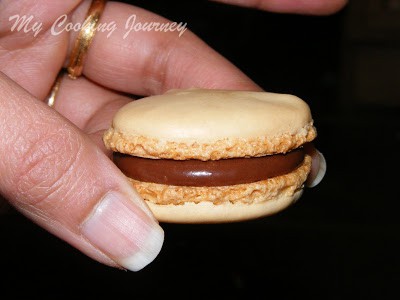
[46, 71, 64, 107]
[67, 0, 106, 79]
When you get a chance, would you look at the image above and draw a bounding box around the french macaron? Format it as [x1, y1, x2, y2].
[103, 89, 320, 223]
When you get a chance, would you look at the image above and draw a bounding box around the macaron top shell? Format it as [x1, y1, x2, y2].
[103, 89, 316, 160]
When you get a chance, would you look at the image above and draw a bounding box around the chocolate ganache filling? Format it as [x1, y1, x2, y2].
[113, 147, 306, 187]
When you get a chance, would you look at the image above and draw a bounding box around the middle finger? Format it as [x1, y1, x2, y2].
[67, 1, 261, 96]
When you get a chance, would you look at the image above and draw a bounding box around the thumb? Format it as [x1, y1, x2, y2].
[0, 72, 164, 272]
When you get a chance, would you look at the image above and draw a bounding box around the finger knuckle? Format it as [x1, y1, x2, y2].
[14, 127, 83, 208]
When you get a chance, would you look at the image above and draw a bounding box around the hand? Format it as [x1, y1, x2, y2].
[0, 0, 340, 271]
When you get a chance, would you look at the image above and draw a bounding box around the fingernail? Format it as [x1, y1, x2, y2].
[306, 150, 327, 188]
[82, 192, 164, 271]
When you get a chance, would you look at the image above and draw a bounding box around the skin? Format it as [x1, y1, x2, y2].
[0, 0, 346, 269]
[213, 0, 348, 15]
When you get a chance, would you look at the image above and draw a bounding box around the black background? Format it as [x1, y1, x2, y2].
[1, 0, 400, 298]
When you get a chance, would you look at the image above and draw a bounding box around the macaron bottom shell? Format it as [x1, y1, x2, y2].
[128, 155, 311, 223]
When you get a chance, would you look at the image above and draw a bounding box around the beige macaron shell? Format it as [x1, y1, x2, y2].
[114, 89, 312, 142]
[104, 89, 316, 160]
[146, 190, 303, 223]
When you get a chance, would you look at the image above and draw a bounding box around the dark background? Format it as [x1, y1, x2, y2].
[1, 0, 400, 298]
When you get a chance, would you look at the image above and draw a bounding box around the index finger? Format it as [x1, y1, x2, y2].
[68, 1, 261, 96]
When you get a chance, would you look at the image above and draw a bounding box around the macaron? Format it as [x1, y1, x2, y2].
[103, 89, 318, 223]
